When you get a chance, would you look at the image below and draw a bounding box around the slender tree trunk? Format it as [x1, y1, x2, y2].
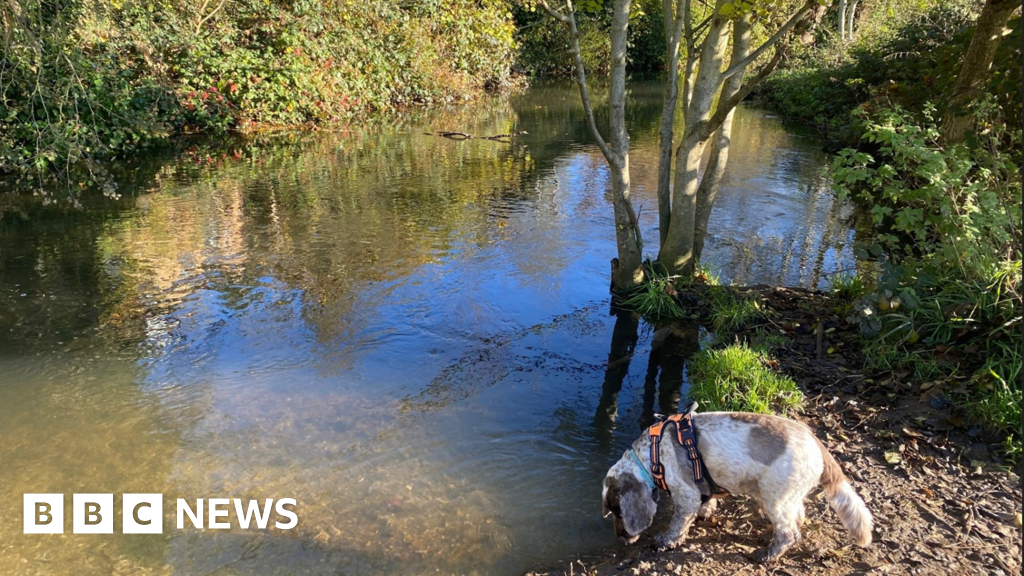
[838, 0, 847, 40]
[659, 3, 730, 276]
[846, 0, 860, 40]
[538, 0, 644, 290]
[657, 0, 686, 248]
[693, 13, 751, 262]
[801, 4, 826, 45]
[608, 0, 644, 290]
[941, 0, 1020, 144]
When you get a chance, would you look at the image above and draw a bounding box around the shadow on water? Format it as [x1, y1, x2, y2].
[0, 79, 872, 576]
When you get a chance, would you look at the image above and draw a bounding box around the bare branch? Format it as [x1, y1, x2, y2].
[562, 1, 619, 166]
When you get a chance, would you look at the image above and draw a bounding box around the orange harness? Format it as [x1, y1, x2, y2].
[647, 412, 724, 499]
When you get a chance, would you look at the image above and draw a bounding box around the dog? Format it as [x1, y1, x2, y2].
[601, 410, 872, 563]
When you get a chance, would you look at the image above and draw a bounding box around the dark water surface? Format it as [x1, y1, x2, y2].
[0, 80, 865, 576]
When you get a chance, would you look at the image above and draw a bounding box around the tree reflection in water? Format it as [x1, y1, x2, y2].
[594, 308, 701, 444]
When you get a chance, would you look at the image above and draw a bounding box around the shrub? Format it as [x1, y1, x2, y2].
[833, 102, 1022, 459]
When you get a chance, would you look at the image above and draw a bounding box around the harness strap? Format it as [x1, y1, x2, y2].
[647, 413, 726, 498]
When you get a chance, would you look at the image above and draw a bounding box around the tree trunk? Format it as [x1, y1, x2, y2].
[941, 0, 1020, 144]
[659, 4, 730, 276]
[608, 0, 645, 290]
[801, 4, 826, 45]
[693, 13, 752, 262]
[537, 0, 644, 291]
[846, 0, 860, 40]
[657, 0, 686, 248]
[838, 0, 847, 40]
[657, 0, 814, 276]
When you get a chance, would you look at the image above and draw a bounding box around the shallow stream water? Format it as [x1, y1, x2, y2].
[0, 80, 865, 576]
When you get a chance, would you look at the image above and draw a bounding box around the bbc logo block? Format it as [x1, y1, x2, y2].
[23, 494, 64, 534]
[123, 494, 163, 534]
[24, 493, 164, 534]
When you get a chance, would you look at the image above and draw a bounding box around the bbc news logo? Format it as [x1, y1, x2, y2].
[24, 494, 297, 534]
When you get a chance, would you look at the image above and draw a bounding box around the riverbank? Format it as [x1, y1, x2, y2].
[529, 285, 1023, 576]
[0, 0, 520, 198]
[751, 0, 1022, 462]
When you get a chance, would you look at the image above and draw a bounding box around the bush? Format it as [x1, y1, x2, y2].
[833, 102, 1022, 459]
[689, 344, 804, 415]
[0, 0, 519, 197]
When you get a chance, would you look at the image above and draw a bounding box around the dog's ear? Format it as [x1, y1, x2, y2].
[616, 474, 657, 536]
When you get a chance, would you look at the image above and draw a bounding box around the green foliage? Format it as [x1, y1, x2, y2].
[962, 341, 1022, 447]
[512, 0, 665, 77]
[832, 102, 1021, 458]
[757, 0, 1021, 147]
[689, 344, 804, 415]
[704, 287, 768, 333]
[1, 0, 519, 197]
[620, 265, 687, 323]
[833, 103, 1021, 281]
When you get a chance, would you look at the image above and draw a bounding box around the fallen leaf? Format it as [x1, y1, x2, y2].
[884, 450, 902, 464]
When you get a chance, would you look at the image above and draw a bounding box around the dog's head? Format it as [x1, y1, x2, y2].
[602, 461, 657, 544]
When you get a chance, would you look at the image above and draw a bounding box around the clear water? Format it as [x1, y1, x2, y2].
[0, 80, 866, 576]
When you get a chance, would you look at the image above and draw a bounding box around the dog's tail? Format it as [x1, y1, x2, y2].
[817, 438, 873, 547]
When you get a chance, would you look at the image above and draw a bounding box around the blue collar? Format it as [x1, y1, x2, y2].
[629, 448, 657, 490]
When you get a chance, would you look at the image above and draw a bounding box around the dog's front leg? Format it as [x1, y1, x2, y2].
[654, 488, 700, 551]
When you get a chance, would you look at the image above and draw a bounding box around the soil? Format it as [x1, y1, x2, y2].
[528, 286, 1023, 576]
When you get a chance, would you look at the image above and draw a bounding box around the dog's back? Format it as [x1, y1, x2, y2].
[693, 412, 872, 547]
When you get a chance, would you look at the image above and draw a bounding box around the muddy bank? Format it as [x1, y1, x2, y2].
[529, 286, 1023, 576]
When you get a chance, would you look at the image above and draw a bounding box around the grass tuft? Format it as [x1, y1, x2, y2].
[689, 344, 804, 415]
[829, 272, 867, 303]
[620, 262, 688, 323]
[707, 288, 767, 333]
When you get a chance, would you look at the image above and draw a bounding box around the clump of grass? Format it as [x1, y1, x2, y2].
[751, 328, 790, 352]
[829, 272, 867, 303]
[706, 288, 767, 333]
[961, 341, 1022, 461]
[620, 260, 689, 323]
[689, 344, 804, 415]
[620, 274, 686, 323]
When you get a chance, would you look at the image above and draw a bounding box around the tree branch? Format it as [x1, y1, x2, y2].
[719, 0, 814, 82]
[536, 0, 570, 22]
[694, 46, 787, 141]
[553, 0, 619, 166]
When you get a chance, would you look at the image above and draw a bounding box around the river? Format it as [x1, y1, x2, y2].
[0, 79, 865, 576]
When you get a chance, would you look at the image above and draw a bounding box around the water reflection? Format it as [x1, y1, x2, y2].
[594, 309, 640, 447]
[0, 80, 870, 576]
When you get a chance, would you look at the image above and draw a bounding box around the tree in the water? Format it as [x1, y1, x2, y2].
[535, 0, 645, 291]
[536, 0, 825, 283]
[941, 0, 1022, 145]
[656, 0, 822, 275]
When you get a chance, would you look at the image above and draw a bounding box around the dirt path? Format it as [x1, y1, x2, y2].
[529, 287, 1022, 576]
